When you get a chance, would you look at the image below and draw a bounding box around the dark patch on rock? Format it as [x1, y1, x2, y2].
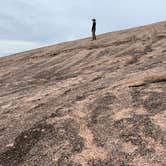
[94, 94, 118, 106]
[75, 95, 86, 101]
[49, 52, 59, 57]
[125, 45, 153, 66]
[156, 34, 166, 40]
[143, 92, 166, 114]
[144, 45, 153, 53]
[120, 131, 144, 146]
[64, 89, 72, 95]
[88, 44, 101, 50]
[162, 49, 166, 53]
[49, 108, 71, 118]
[57, 154, 81, 166]
[0, 119, 85, 166]
[130, 87, 145, 108]
[33, 103, 46, 110]
[88, 101, 165, 163]
[87, 94, 121, 147]
[71, 137, 84, 153]
[118, 115, 165, 156]
[54, 119, 84, 154]
[150, 77, 166, 84]
[87, 159, 105, 166]
[126, 55, 140, 65]
[88, 94, 118, 124]
[88, 151, 132, 166]
[136, 146, 155, 156]
[97, 49, 111, 58]
[91, 76, 102, 82]
[113, 39, 132, 46]
[52, 72, 78, 81]
[34, 68, 79, 82]
[95, 60, 120, 73]
[0, 122, 55, 166]
[128, 83, 147, 88]
[129, 76, 166, 88]
[0, 127, 6, 133]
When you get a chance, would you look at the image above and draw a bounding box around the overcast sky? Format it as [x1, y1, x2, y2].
[0, 0, 166, 57]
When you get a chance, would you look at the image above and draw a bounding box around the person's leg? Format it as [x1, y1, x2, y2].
[92, 31, 94, 40]
[92, 31, 96, 40]
[94, 32, 96, 40]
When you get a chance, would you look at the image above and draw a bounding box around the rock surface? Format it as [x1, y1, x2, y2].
[0, 21, 166, 166]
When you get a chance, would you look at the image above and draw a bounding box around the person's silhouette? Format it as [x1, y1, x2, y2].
[91, 19, 96, 40]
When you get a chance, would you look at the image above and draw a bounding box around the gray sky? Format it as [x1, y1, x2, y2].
[0, 0, 166, 57]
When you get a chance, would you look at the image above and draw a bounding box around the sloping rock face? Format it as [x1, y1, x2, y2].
[0, 21, 166, 166]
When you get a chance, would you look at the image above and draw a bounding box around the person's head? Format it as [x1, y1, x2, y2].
[92, 19, 96, 22]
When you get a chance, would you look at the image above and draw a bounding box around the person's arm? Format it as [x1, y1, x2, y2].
[92, 23, 95, 31]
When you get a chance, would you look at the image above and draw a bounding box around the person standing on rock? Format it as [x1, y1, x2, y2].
[91, 19, 96, 40]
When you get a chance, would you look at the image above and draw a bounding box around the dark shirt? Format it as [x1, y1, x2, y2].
[92, 22, 96, 31]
